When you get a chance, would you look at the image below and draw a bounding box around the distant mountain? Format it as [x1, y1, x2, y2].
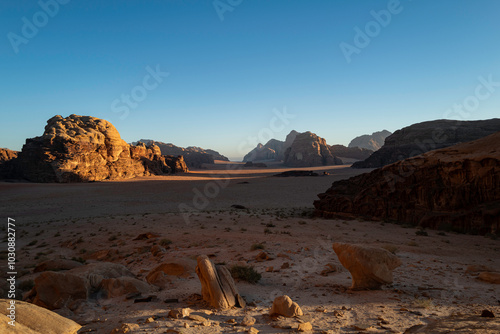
[352, 119, 500, 168]
[348, 130, 391, 151]
[283, 131, 343, 167]
[243, 130, 299, 162]
[134, 139, 228, 168]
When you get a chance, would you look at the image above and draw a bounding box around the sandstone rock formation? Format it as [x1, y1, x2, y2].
[0, 148, 18, 179]
[348, 130, 391, 151]
[0, 299, 81, 334]
[352, 119, 500, 168]
[243, 130, 299, 162]
[269, 295, 303, 317]
[332, 243, 402, 290]
[8, 115, 187, 182]
[329, 144, 373, 160]
[315, 131, 500, 234]
[284, 132, 343, 167]
[136, 139, 228, 168]
[195, 255, 245, 309]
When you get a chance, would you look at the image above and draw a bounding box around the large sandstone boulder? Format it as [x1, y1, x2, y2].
[12, 115, 187, 182]
[352, 119, 500, 168]
[315, 132, 500, 234]
[0, 299, 81, 334]
[195, 255, 245, 309]
[348, 130, 391, 151]
[284, 132, 343, 167]
[333, 243, 402, 290]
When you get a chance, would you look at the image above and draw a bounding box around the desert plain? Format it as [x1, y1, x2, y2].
[1, 161, 499, 333]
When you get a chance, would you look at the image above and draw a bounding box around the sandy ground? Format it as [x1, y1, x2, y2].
[1, 162, 499, 333]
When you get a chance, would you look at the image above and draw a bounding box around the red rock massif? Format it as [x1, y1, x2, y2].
[314, 131, 500, 235]
[4, 115, 187, 182]
[284, 131, 343, 167]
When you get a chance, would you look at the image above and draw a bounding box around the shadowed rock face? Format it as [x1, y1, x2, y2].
[329, 145, 373, 161]
[314, 131, 500, 235]
[352, 119, 500, 168]
[12, 115, 187, 182]
[136, 139, 229, 167]
[284, 132, 343, 167]
[0, 148, 18, 178]
[348, 130, 391, 151]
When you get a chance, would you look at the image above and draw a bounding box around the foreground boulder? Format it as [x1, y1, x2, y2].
[352, 118, 500, 168]
[9, 114, 187, 182]
[195, 255, 245, 309]
[333, 243, 402, 290]
[0, 299, 81, 334]
[315, 132, 500, 234]
[270, 295, 303, 317]
[284, 131, 343, 167]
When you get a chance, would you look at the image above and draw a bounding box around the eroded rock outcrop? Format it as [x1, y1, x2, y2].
[0, 148, 19, 178]
[348, 130, 391, 151]
[352, 119, 500, 168]
[333, 243, 402, 290]
[10, 115, 187, 182]
[284, 132, 343, 167]
[195, 255, 245, 309]
[136, 139, 228, 168]
[315, 132, 500, 234]
[329, 144, 373, 160]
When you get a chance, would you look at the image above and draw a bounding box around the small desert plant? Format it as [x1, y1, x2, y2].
[159, 239, 172, 246]
[382, 244, 399, 254]
[415, 229, 428, 236]
[251, 243, 265, 251]
[413, 297, 434, 309]
[230, 265, 261, 284]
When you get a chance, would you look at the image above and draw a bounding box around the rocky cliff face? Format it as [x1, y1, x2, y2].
[314, 131, 500, 235]
[243, 130, 299, 162]
[348, 130, 391, 151]
[0, 148, 19, 179]
[11, 115, 187, 182]
[329, 145, 373, 161]
[352, 119, 500, 168]
[136, 140, 228, 168]
[284, 132, 343, 167]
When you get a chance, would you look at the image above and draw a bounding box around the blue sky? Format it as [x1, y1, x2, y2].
[1, 0, 499, 160]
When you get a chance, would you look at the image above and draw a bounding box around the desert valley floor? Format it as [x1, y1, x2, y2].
[1, 162, 499, 333]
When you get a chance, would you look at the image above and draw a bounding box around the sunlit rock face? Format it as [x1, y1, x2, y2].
[284, 131, 343, 167]
[315, 131, 500, 235]
[16, 114, 187, 182]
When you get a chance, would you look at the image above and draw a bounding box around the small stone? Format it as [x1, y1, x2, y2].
[266, 266, 274, 272]
[315, 307, 326, 313]
[169, 308, 190, 319]
[270, 295, 303, 317]
[240, 315, 256, 326]
[481, 309, 495, 318]
[202, 320, 211, 326]
[184, 323, 189, 328]
[226, 318, 237, 324]
[188, 314, 207, 322]
[248, 327, 259, 334]
[256, 251, 271, 262]
[298, 322, 313, 331]
[281, 262, 290, 269]
[145, 317, 154, 323]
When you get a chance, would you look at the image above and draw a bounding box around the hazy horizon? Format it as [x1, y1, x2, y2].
[2, 1, 500, 158]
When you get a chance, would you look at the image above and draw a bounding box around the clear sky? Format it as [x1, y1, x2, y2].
[1, 0, 499, 160]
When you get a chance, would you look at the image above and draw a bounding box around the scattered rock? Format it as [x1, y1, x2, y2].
[255, 251, 271, 262]
[240, 315, 256, 326]
[110, 323, 140, 334]
[0, 299, 81, 333]
[150, 245, 166, 256]
[248, 327, 259, 334]
[169, 308, 190, 319]
[320, 263, 338, 276]
[188, 314, 207, 322]
[298, 322, 313, 331]
[281, 262, 290, 269]
[133, 232, 160, 240]
[481, 309, 495, 318]
[270, 295, 303, 317]
[332, 243, 402, 290]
